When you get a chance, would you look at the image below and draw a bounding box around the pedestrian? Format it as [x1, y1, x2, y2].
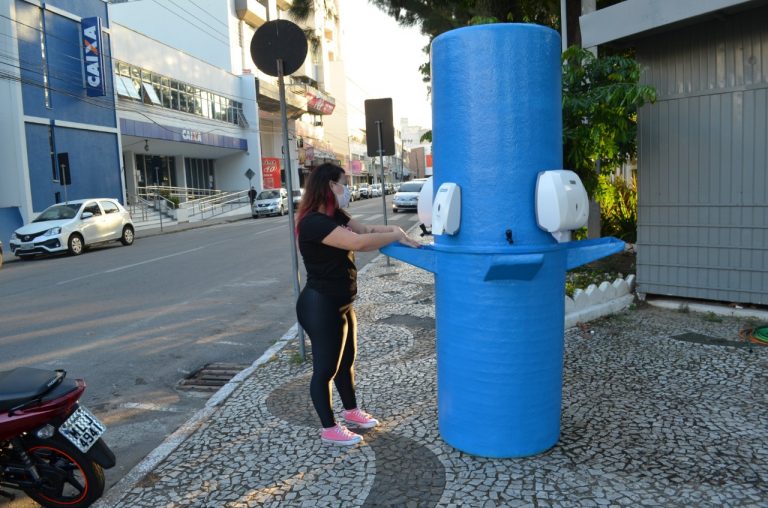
[295, 162, 420, 446]
[248, 186, 257, 206]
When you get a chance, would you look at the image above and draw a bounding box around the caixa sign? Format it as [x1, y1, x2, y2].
[81, 17, 106, 97]
[182, 129, 203, 143]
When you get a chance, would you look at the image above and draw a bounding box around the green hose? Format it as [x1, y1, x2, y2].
[753, 325, 768, 343]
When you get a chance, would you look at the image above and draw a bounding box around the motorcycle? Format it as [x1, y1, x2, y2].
[0, 367, 115, 507]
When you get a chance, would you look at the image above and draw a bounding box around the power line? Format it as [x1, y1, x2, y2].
[149, 0, 231, 47]
[188, 0, 230, 30]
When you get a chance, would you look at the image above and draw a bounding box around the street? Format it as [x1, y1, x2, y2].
[0, 194, 419, 506]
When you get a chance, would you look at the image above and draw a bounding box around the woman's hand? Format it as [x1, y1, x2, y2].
[394, 227, 421, 248]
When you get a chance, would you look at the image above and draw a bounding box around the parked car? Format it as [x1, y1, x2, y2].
[252, 188, 289, 217]
[370, 183, 383, 197]
[392, 179, 428, 213]
[9, 199, 135, 258]
[359, 184, 370, 199]
[385, 183, 394, 195]
[349, 185, 361, 201]
[291, 188, 304, 210]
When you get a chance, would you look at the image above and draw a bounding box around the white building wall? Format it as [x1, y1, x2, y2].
[109, 0, 235, 72]
[0, 1, 31, 215]
[109, 23, 262, 193]
[324, 59, 350, 164]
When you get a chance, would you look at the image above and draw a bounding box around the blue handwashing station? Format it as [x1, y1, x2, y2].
[381, 23, 624, 458]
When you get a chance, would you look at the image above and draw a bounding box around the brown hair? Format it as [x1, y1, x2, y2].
[295, 163, 347, 235]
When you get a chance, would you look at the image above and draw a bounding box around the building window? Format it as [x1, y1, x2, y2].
[184, 157, 216, 191]
[114, 61, 245, 126]
[38, 11, 50, 108]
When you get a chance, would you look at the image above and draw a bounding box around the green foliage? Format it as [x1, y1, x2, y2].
[289, 1, 656, 213]
[562, 46, 656, 196]
[703, 312, 723, 323]
[597, 172, 637, 243]
[159, 189, 180, 208]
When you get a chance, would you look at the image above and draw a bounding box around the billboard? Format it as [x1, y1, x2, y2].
[81, 17, 106, 97]
[261, 157, 281, 189]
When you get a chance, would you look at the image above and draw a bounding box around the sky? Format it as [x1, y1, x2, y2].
[339, 0, 432, 131]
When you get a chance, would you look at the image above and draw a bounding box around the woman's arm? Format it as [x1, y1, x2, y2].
[322, 225, 420, 252]
[345, 216, 397, 235]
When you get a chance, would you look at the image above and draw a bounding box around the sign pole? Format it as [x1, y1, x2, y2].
[376, 120, 391, 267]
[251, 19, 308, 360]
[277, 58, 306, 359]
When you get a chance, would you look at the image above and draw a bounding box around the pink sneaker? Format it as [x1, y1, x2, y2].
[342, 408, 379, 429]
[320, 424, 362, 446]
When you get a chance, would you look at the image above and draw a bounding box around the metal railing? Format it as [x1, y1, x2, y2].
[137, 185, 222, 203]
[179, 189, 250, 219]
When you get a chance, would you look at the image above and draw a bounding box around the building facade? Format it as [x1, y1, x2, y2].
[0, 0, 123, 243]
[581, 0, 768, 305]
[107, 21, 260, 200]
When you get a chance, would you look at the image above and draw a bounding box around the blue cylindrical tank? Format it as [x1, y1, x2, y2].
[382, 23, 623, 458]
[432, 23, 562, 250]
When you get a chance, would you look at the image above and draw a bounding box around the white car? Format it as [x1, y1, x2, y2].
[291, 188, 304, 210]
[9, 199, 135, 258]
[370, 184, 383, 197]
[392, 179, 427, 213]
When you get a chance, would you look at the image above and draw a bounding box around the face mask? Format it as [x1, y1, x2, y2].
[334, 183, 351, 208]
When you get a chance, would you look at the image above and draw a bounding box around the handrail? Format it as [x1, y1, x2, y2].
[137, 185, 222, 203]
[181, 189, 250, 219]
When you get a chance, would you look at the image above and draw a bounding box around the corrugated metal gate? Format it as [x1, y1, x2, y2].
[636, 5, 768, 305]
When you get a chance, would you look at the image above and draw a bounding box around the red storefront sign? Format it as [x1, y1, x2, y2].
[261, 157, 281, 189]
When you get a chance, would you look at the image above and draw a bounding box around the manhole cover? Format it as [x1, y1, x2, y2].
[670, 332, 751, 348]
[178, 363, 249, 392]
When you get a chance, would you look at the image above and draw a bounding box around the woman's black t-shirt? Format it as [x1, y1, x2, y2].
[298, 210, 357, 302]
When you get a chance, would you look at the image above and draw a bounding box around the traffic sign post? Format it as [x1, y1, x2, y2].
[251, 20, 308, 360]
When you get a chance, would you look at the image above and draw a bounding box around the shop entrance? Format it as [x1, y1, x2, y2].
[136, 154, 176, 187]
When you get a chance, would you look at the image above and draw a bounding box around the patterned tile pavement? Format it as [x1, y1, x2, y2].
[102, 253, 767, 507]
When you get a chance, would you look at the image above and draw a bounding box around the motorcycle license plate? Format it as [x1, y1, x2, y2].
[59, 406, 106, 453]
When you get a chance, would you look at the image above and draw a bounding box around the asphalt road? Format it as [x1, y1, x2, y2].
[0, 194, 420, 506]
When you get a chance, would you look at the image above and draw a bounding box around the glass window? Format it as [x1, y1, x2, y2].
[82, 202, 102, 216]
[100, 200, 119, 214]
[142, 82, 162, 105]
[171, 87, 179, 110]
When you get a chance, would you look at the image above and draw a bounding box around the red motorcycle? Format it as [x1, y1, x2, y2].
[0, 367, 115, 507]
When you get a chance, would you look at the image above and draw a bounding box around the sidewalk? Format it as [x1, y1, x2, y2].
[96, 246, 768, 508]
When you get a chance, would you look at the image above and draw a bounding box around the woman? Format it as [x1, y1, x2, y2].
[295, 163, 420, 446]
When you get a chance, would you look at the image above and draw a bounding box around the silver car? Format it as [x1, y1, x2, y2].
[9, 199, 135, 258]
[252, 188, 289, 217]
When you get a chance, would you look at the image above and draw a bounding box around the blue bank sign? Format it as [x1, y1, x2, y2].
[81, 17, 105, 97]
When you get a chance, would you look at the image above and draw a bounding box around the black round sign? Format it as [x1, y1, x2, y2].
[250, 20, 308, 77]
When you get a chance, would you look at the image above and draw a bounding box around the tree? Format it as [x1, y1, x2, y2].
[561, 46, 655, 196]
[290, 0, 655, 196]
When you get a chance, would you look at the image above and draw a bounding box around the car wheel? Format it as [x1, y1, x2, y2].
[120, 225, 135, 246]
[393, 208, 399, 213]
[67, 234, 84, 256]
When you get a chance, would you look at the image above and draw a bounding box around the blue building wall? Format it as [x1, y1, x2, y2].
[13, 0, 122, 218]
[52, 127, 122, 201]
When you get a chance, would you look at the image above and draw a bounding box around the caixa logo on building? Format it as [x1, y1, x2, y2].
[182, 129, 203, 143]
[81, 17, 106, 97]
